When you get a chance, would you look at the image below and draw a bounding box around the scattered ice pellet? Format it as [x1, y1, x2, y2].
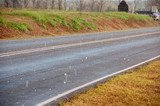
[44, 42, 47, 46]
[75, 70, 77, 76]
[25, 81, 29, 88]
[69, 66, 72, 69]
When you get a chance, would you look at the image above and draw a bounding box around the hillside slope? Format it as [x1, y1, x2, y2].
[0, 8, 160, 39]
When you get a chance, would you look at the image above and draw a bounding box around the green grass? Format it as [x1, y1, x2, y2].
[89, 12, 152, 21]
[1, 9, 152, 32]
[70, 17, 96, 31]
[2, 10, 96, 30]
[5, 10, 95, 31]
[11, 22, 29, 32]
[0, 9, 155, 37]
[0, 17, 7, 26]
[0, 17, 30, 32]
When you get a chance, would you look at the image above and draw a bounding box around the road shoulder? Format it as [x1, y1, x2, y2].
[60, 59, 160, 106]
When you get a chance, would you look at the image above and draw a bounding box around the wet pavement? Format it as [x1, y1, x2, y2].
[0, 27, 160, 106]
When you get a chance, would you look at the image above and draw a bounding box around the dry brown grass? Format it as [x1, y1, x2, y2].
[60, 60, 160, 106]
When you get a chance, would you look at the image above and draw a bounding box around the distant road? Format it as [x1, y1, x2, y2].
[0, 27, 160, 106]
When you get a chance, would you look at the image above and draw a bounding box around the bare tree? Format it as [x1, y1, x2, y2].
[4, 0, 10, 7]
[133, 0, 139, 11]
[118, 0, 121, 4]
[32, 0, 36, 8]
[58, 0, 63, 10]
[23, 0, 30, 8]
[64, 0, 67, 10]
[147, 0, 160, 9]
[97, 0, 107, 12]
[51, 0, 55, 9]
[89, 0, 96, 11]
[76, 0, 85, 11]
[1, 0, 127, 12]
[36, 0, 41, 9]
[43, 0, 49, 9]
[12, 0, 19, 8]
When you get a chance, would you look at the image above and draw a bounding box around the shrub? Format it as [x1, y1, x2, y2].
[0, 17, 30, 32]
[70, 17, 95, 31]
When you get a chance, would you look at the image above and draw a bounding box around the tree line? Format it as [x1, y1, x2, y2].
[0, 0, 119, 12]
[0, 0, 159, 12]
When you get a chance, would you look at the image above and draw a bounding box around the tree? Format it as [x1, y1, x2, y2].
[89, 0, 96, 11]
[32, 0, 36, 8]
[43, 0, 49, 9]
[58, 0, 63, 10]
[51, 0, 55, 9]
[64, 0, 67, 10]
[23, 0, 30, 8]
[133, 0, 139, 11]
[12, 0, 19, 8]
[97, 0, 107, 12]
[36, 0, 41, 9]
[4, 0, 10, 7]
[118, 0, 128, 12]
[77, 0, 85, 11]
[147, 0, 160, 9]
[118, 0, 121, 4]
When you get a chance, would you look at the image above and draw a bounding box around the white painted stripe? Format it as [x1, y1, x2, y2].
[36, 55, 160, 106]
[0, 31, 160, 58]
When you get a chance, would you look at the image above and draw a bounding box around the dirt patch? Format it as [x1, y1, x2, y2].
[95, 18, 154, 32]
[1, 15, 160, 40]
[5, 15, 49, 36]
[0, 25, 21, 39]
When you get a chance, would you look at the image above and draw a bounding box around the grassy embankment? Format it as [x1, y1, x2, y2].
[0, 8, 160, 39]
[60, 59, 160, 106]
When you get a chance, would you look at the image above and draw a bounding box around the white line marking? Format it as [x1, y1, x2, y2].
[36, 55, 160, 106]
[0, 31, 160, 58]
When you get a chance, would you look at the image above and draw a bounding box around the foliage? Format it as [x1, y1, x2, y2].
[70, 17, 96, 31]
[0, 9, 153, 33]
[0, 17, 30, 32]
[118, 0, 129, 12]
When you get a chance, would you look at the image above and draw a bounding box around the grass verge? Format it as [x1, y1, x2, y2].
[0, 17, 30, 32]
[60, 59, 160, 106]
[0, 8, 160, 39]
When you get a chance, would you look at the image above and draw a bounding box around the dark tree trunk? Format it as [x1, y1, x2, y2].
[5, 0, 10, 7]
[58, 0, 63, 10]
[51, 0, 55, 9]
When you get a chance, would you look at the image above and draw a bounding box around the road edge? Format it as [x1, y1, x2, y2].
[36, 55, 160, 106]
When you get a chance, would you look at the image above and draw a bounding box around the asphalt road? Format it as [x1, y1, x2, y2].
[0, 27, 160, 106]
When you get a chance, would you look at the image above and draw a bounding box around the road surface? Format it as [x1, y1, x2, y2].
[0, 27, 160, 106]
